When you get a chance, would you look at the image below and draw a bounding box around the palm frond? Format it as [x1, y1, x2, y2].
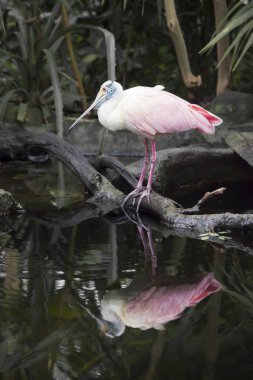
[200, 1, 253, 71]
[233, 28, 253, 70]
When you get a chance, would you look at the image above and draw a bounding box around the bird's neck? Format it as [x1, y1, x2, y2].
[97, 91, 125, 131]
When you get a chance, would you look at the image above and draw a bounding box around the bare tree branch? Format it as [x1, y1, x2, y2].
[164, 0, 202, 89]
[182, 187, 227, 214]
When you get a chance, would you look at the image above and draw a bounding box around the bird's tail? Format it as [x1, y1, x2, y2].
[190, 104, 223, 135]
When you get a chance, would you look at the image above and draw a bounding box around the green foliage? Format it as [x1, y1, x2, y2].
[0, 0, 252, 129]
[0, 1, 66, 126]
[201, 0, 253, 71]
[0, 0, 115, 128]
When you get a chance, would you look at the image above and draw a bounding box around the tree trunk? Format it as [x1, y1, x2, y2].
[213, 0, 231, 95]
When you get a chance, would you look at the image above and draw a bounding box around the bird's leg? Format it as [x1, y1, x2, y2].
[122, 138, 149, 207]
[147, 228, 157, 277]
[137, 139, 156, 212]
[147, 139, 157, 190]
[137, 225, 149, 259]
[136, 138, 149, 191]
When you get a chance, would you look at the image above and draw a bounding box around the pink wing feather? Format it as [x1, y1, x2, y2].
[126, 273, 221, 325]
[124, 87, 222, 139]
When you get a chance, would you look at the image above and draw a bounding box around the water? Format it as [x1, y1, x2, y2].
[0, 162, 253, 379]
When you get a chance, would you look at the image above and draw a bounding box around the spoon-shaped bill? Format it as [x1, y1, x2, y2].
[68, 91, 105, 133]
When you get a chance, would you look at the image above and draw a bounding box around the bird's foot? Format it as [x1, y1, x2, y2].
[136, 188, 151, 212]
[122, 187, 146, 208]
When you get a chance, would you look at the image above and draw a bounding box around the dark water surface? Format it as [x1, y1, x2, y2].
[0, 162, 253, 379]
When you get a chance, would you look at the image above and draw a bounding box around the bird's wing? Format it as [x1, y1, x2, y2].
[122, 87, 220, 138]
[125, 274, 221, 327]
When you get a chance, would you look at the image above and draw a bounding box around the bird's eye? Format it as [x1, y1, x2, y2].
[102, 86, 106, 91]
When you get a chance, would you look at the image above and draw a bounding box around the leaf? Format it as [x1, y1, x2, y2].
[214, 1, 242, 34]
[47, 19, 63, 50]
[44, 49, 63, 138]
[50, 35, 65, 54]
[0, 89, 17, 120]
[9, 8, 28, 59]
[0, 3, 6, 35]
[41, 105, 51, 123]
[58, 70, 78, 84]
[216, 20, 253, 68]
[0, 50, 31, 84]
[16, 102, 28, 122]
[44, 0, 63, 41]
[34, 4, 63, 63]
[14, 31, 27, 61]
[201, 7, 253, 53]
[96, 26, 116, 81]
[200, 1, 253, 70]
[233, 29, 253, 70]
[141, 0, 146, 16]
[218, 236, 232, 240]
[82, 53, 99, 64]
[50, 24, 116, 81]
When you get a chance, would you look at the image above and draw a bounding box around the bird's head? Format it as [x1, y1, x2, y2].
[68, 81, 122, 133]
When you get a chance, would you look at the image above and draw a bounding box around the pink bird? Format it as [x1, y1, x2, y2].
[68, 81, 223, 209]
[100, 273, 221, 336]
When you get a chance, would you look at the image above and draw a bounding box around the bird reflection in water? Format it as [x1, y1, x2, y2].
[100, 221, 221, 338]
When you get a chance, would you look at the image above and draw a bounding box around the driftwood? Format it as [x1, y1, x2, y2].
[23, 132, 253, 233]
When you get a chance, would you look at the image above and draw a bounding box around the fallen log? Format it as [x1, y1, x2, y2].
[24, 132, 253, 232]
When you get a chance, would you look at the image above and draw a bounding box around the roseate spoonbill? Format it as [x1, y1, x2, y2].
[100, 273, 221, 337]
[68, 81, 223, 209]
